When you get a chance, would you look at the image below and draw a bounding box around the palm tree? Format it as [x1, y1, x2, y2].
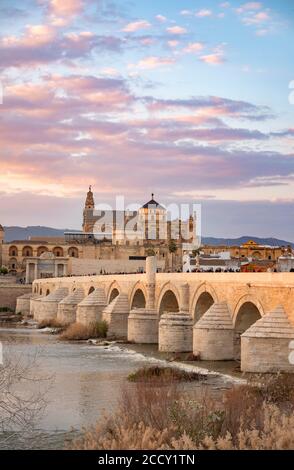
[168, 240, 177, 271]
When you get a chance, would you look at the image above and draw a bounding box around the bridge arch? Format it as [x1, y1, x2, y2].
[191, 283, 219, 323]
[107, 281, 121, 304]
[157, 282, 180, 315]
[233, 295, 265, 326]
[130, 282, 147, 309]
[233, 295, 264, 359]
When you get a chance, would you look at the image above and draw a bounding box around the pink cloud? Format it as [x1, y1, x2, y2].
[0, 73, 291, 207]
[2, 24, 56, 48]
[122, 20, 151, 32]
[166, 26, 187, 35]
[48, 0, 84, 26]
[130, 56, 176, 70]
[167, 40, 179, 48]
[243, 11, 270, 25]
[236, 2, 262, 13]
[140, 37, 155, 45]
[155, 15, 167, 23]
[0, 27, 121, 68]
[196, 9, 213, 18]
[200, 53, 224, 65]
[183, 42, 204, 54]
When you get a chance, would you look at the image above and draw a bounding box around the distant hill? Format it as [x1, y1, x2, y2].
[2, 226, 294, 248]
[202, 236, 294, 248]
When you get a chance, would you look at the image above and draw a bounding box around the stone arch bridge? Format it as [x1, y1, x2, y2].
[18, 257, 294, 373]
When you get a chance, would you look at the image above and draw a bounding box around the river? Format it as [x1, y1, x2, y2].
[0, 327, 240, 450]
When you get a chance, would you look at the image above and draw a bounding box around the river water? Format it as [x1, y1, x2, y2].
[0, 327, 239, 450]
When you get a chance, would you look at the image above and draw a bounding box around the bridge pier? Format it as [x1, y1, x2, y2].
[57, 288, 85, 325]
[241, 305, 294, 373]
[128, 256, 158, 344]
[193, 302, 234, 360]
[76, 288, 106, 326]
[159, 284, 193, 352]
[30, 295, 43, 318]
[16, 293, 37, 316]
[128, 308, 159, 344]
[35, 287, 69, 323]
[102, 293, 129, 339]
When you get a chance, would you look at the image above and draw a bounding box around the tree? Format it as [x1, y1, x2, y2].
[0, 348, 50, 448]
[168, 240, 177, 254]
[192, 248, 201, 258]
[0, 266, 8, 275]
[168, 240, 177, 271]
[146, 248, 155, 257]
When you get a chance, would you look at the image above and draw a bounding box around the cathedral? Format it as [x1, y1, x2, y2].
[78, 186, 196, 246]
[0, 188, 197, 278]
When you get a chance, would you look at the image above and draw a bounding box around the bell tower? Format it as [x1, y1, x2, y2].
[83, 186, 95, 232]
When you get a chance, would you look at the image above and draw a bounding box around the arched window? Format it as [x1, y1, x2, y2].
[37, 246, 48, 257]
[9, 246, 18, 257]
[68, 247, 79, 258]
[53, 247, 64, 257]
[22, 246, 33, 257]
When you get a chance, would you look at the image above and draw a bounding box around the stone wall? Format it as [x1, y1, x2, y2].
[0, 284, 31, 310]
[69, 258, 165, 276]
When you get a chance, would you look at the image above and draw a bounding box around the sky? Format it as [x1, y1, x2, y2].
[0, 0, 294, 240]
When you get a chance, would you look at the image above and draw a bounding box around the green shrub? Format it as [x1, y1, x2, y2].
[0, 266, 8, 275]
[0, 307, 13, 313]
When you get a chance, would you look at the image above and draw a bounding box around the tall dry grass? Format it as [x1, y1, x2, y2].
[38, 318, 64, 329]
[69, 372, 294, 450]
[60, 321, 108, 341]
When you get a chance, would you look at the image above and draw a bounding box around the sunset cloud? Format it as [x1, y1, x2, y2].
[0, 0, 292, 239]
[183, 42, 204, 54]
[236, 2, 262, 13]
[0, 27, 121, 67]
[166, 26, 187, 35]
[122, 20, 151, 32]
[129, 56, 176, 70]
[155, 14, 167, 22]
[196, 9, 213, 18]
[48, 0, 84, 26]
[242, 11, 270, 25]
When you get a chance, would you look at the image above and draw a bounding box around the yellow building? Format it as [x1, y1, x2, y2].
[202, 239, 287, 262]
